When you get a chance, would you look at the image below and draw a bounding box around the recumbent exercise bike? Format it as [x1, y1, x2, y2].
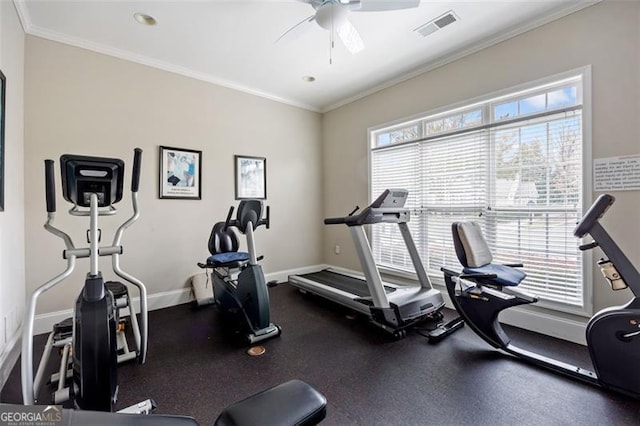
[196, 200, 281, 344]
[442, 193, 640, 398]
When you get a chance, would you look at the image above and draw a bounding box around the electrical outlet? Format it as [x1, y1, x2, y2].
[334, 245, 341, 255]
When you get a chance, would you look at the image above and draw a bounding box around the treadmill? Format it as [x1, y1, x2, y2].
[289, 189, 463, 339]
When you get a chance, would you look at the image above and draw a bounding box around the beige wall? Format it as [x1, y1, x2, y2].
[6, 0, 640, 351]
[322, 0, 640, 316]
[24, 36, 323, 315]
[0, 0, 25, 384]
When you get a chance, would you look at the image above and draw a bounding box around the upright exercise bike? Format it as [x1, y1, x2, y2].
[22, 149, 152, 412]
[197, 200, 281, 344]
[442, 194, 640, 398]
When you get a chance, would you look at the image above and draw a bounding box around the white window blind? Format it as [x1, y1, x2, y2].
[370, 73, 585, 310]
[370, 143, 422, 271]
[487, 110, 583, 305]
[420, 131, 488, 275]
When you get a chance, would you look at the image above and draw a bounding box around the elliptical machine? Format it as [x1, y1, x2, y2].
[22, 149, 152, 412]
[197, 200, 281, 344]
[442, 194, 640, 398]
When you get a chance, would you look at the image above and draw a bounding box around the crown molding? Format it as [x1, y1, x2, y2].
[319, 0, 602, 113]
[12, 0, 600, 114]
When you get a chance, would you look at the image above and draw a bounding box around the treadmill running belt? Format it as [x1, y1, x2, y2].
[298, 270, 396, 298]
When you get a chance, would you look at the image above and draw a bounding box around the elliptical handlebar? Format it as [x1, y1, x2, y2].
[131, 148, 142, 193]
[574, 194, 615, 238]
[45, 160, 56, 213]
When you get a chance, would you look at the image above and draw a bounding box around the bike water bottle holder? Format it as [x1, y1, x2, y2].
[598, 258, 628, 290]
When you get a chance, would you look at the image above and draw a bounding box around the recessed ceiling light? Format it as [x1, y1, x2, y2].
[134, 13, 157, 26]
[302, 76, 316, 83]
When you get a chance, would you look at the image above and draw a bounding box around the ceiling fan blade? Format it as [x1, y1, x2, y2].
[297, 0, 325, 10]
[353, 0, 420, 12]
[275, 14, 315, 44]
[336, 19, 364, 54]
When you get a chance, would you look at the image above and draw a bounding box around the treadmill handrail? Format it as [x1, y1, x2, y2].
[325, 206, 410, 226]
[324, 215, 359, 226]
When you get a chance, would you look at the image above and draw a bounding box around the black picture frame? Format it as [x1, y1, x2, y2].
[0, 69, 5, 211]
[234, 155, 266, 200]
[159, 145, 202, 200]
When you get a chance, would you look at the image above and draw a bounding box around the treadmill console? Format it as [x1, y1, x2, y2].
[325, 189, 411, 226]
[372, 189, 408, 209]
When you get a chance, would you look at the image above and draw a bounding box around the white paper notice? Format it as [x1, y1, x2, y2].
[593, 155, 640, 191]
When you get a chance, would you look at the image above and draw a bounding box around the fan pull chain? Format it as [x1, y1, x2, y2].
[329, 2, 334, 64]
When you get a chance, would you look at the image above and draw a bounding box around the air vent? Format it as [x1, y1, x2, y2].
[414, 11, 459, 38]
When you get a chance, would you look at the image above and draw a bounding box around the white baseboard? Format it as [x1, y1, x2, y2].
[499, 306, 587, 345]
[0, 329, 22, 392]
[30, 264, 328, 336]
[32, 288, 193, 336]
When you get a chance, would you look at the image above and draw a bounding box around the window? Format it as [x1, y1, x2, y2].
[370, 70, 588, 313]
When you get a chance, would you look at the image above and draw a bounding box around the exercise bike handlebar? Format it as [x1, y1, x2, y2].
[574, 194, 615, 238]
[260, 205, 270, 229]
[225, 203, 269, 231]
[440, 267, 498, 281]
[223, 206, 235, 231]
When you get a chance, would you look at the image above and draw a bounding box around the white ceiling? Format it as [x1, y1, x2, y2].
[15, 0, 597, 112]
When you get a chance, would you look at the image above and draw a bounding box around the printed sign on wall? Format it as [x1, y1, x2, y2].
[593, 155, 640, 191]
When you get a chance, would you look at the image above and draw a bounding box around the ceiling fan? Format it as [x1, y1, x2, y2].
[277, 0, 421, 56]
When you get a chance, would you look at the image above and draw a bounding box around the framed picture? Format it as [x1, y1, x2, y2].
[235, 155, 266, 200]
[0, 69, 5, 211]
[159, 146, 202, 200]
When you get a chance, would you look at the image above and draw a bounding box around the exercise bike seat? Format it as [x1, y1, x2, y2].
[205, 252, 250, 268]
[214, 379, 327, 426]
[201, 222, 251, 269]
[452, 221, 526, 287]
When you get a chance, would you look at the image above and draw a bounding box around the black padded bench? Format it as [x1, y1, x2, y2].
[215, 379, 327, 426]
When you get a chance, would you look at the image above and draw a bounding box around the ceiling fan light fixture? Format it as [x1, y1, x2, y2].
[133, 13, 157, 26]
[315, 3, 348, 30]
